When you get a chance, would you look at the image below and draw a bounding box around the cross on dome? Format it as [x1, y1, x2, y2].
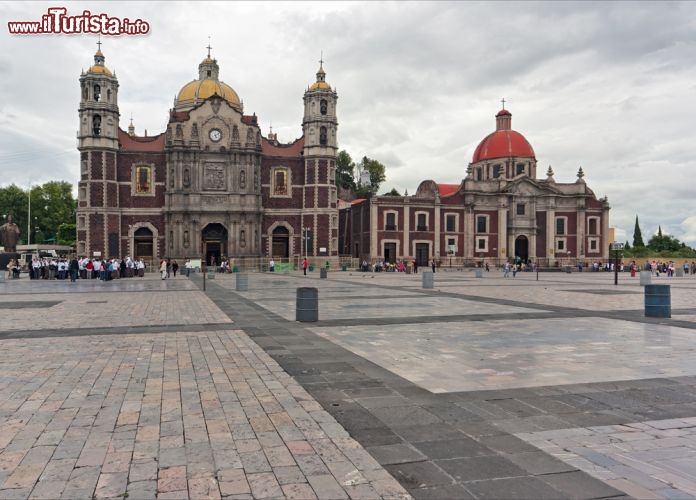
[206, 36, 212, 58]
[501, 97, 506, 109]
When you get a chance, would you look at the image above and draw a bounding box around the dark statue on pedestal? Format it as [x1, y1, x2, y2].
[0, 214, 21, 272]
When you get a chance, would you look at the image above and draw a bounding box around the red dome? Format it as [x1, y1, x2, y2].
[472, 108, 535, 163]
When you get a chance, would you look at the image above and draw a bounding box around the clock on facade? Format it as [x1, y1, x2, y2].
[209, 128, 222, 142]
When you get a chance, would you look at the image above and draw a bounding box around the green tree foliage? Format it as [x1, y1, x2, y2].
[647, 228, 683, 253]
[57, 223, 76, 246]
[632, 215, 644, 247]
[335, 150, 356, 191]
[382, 188, 401, 196]
[355, 156, 386, 197]
[0, 181, 76, 245]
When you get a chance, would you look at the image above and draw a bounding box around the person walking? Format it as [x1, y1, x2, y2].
[431, 259, 436, 273]
[302, 258, 308, 276]
[269, 258, 275, 272]
[160, 259, 167, 280]
[69, 256, 79, 282]
[172, 260, 179, 277]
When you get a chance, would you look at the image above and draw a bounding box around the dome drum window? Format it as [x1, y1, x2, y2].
[320, 126, 327, 146]
[92, 115, 101, 136]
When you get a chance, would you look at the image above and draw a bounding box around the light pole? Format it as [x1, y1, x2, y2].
[567, 250, 571, 272]
[27, 186, 31, 246]
[493, 247, 497, 269]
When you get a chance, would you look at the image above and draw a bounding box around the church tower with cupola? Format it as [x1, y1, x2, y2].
[76, 42, 121, 258]
[301, 60, 339, 257]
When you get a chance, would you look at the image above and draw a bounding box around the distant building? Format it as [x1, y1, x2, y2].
[340, 108, 610, 267]
[76, 44, 338, 265]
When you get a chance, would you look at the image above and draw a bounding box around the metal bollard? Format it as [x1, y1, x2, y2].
[645, 284, 670, 318]
[320, 268, 327, 279]
[422, 272, 434, 289]
[296, 287, 318, 322]
[639, 271, 651, 286]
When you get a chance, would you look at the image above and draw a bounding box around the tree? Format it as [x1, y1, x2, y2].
[632, 215, 644, 247]
[647, 227, 682, 253]
[355, 156, 386, 197]
[0, 181, 76, 245]
[57, 223, 76, 246]
[335, 150, 356, 191]
[624, 241, 631, 250]
[382, 188, 401, 196]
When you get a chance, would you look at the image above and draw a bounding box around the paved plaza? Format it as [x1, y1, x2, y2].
[0, 268, 695, 499]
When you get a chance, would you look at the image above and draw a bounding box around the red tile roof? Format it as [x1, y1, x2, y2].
[118, 129, 165, 152]
[472, 130, 535, 163]
[261, 136, 304, 157]
[437, 183, 460, 197]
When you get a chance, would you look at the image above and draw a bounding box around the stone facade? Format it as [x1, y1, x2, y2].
[76, 47, 338, 266]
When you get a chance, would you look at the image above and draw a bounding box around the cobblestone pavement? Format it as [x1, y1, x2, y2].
[2, 269, 696, 499]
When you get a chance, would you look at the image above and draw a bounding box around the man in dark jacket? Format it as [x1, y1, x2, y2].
[69, 257, 79, 282]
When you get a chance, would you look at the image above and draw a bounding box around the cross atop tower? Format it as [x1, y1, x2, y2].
[501, 97, 506, 110]
[319, 51, 324, 69]
[206, 36, 212, 58]
[96, 35, 102, 52]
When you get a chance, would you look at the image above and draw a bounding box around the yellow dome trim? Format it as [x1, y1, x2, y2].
[309, 81, 331, 91]
[88, 64, 113, 76]
[176, 79, 241, 109]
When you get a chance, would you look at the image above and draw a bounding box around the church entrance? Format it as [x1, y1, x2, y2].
[415, 243, 429, 267]
[133, 227, 154, 264]
[383, 243, 396, 263]
[271, 226, 289, 259]
[514, 235, 529, 263]
[202, 223, 228, 267]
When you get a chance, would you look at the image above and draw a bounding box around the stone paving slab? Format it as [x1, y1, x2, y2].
[0, 328, 410, 499]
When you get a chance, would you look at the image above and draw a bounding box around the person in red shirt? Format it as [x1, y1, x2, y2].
[302, 258, 308, 276]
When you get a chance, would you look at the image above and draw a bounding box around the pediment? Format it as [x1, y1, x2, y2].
[503, 177, 560, 196]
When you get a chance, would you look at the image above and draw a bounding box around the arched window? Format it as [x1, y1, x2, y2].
[94, 84, 101, 102]
[107, 89, 112, 102]
[320, 99, 328, 115]
[273, 169, 288, 195]
[240, 170, 246, 189]
[135, 165, 152, 194]
[92, 115, 101, 136]
[320, 126, 327, 145]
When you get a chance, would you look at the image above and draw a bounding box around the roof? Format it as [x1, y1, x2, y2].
[261, 136, 304, 157]
[118, 129, 165, 152]
[472, 129, 535, 162]
[437, 183, 460, 197]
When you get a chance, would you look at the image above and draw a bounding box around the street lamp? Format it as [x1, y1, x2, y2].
[610, 242, 624, 285]
[493, 248, 497, 268]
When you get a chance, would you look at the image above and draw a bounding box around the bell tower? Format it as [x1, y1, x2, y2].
[301, 58, 339, 257]
[76, 41, 121, 257]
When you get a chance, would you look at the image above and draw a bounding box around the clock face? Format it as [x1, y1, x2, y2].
[209, 128, 222, 142]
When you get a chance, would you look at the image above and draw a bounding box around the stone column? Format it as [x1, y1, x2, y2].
[370, 200, 378, 261]
[497, 203, 507, 264]
[465, 208, 475, 260]
[403, 202, 410, 257]
[434, 202, 441, 256]
[546, 207, 555, 265]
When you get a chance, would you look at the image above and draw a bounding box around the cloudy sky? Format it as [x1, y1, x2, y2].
[2, 1, 695, 246]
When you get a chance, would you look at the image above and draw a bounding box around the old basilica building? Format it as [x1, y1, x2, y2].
[340, 109, 611, 267]
[76, 45, 339, 266]
[76, 44, 610, 268]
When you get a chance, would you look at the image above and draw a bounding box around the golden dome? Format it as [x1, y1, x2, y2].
[87, 64, 113, 76]
[176, 79, 241, 110]
[87, 49, 112, 76]
[309, 81, 331, 91]
[309, 64, 331, 91]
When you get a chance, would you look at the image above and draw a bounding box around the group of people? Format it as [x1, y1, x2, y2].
[159, 258, 194, 279]
[4, 258, 22, 279]
[360, 259, 439, 273]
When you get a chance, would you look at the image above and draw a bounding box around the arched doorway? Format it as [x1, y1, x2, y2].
[514, 235, 529, 264]
[134, 227, 154, 263]
[202, 223, 228, 267]
[272, 226, 289, 259]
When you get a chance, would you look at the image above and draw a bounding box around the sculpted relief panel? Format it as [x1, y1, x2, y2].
[204, 163, 225, 191]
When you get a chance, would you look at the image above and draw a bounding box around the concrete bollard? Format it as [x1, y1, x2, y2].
[639, 271, 651, 286]
[645, 284, 670, 318]
[474, 269, 483, 278]
[296, 287, 318, 322]
[236, 273, 248, 291]
[422, 271, 434, 289]
[320, 268, 328, 279]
